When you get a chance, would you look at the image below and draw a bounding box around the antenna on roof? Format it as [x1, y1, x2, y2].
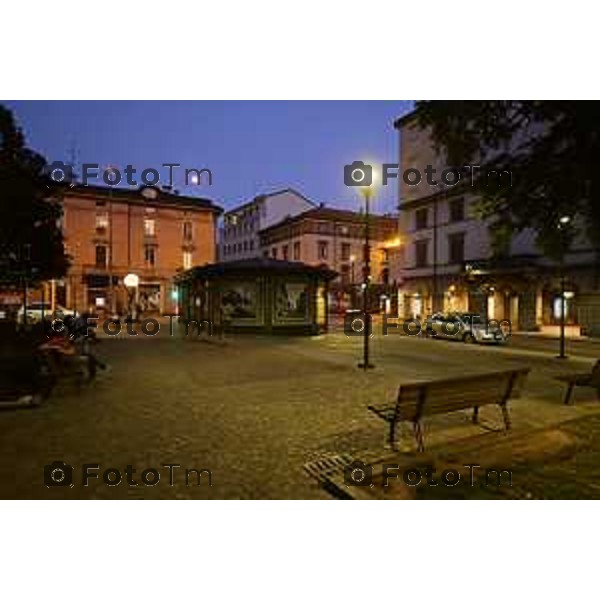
[68, 138, 80, 183]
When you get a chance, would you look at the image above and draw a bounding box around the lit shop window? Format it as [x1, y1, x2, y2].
[144, 217, 156, 236]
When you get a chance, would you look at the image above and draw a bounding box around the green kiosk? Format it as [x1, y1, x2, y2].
[175, 258, 337, 335]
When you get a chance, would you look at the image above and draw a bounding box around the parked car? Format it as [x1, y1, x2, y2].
[427, 312, 507, 344]
[17, 303, 76, 324]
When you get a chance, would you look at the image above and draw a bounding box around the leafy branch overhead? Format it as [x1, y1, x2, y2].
[0, 104, 69, 285]
[414, 100, 600, 256]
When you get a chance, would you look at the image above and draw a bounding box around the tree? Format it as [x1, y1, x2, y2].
[0, 104, 69, 288]
[414, 101, 600, 260]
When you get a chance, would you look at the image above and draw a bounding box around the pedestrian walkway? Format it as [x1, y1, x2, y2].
[1, 332, 599, 499]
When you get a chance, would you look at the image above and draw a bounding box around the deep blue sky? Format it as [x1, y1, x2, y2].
[5, 101, 413, 214]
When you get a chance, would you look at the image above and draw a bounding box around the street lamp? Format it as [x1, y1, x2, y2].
[556, 215, 571, 359]
[355, 170, 376, 370]
[124, 273, 139, 321]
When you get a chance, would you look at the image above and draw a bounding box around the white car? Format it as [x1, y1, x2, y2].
[427, 312, 508, 344]
[17, 303, 76, 324]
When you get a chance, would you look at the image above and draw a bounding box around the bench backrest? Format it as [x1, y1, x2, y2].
[394, 368, 530, 422]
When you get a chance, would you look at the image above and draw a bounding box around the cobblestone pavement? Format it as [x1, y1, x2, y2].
[1, 331, 599, 499]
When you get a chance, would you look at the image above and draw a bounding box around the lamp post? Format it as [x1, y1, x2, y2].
[124, 273, 139, 322]
[556, 215, 571, 360]
[558, 264, 567, 359]
[358, 184, 374, 370]
[432, 195, 439, 313]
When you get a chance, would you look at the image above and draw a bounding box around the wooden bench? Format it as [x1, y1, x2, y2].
[368, 368, 530, 451]
[555, 359, 600, 405]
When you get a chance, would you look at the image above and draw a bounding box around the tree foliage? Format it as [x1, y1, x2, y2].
[414, 100, 600, 259]
[0, 104, 69, 285]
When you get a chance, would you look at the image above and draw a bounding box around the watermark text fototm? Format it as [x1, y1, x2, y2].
[344, 312, 512, 338]
[45, 161, 212, 188]
[344, 460, 512, 489]
[49, 314, 213, 338]
[344, 160, 512, 189]
[44, 461, 212, 488]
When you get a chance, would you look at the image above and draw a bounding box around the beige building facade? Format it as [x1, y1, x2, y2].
[220, 189, 315, 261]
[395, 112, 598, 333]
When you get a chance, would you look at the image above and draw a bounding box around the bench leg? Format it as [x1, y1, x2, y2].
[413, 421, 425, 453]
[500, 403, 511, 430]
[472, 406, 479, 424]
[563, 383, 575, 405]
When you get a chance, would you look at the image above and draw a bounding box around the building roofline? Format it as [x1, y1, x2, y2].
[175, 257, 338, 282]
[62, 183, 223, 214]
[223, 187, 316, 216]
[258, 206, 398, 235]
[259, 187, 317, 205]
[393, 109, 419, 130]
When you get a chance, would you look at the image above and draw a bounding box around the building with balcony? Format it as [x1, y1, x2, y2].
[394, 111, 599, 333]
[57, 184, 222, 315]
[219, 189, 315, 261]
[258, 206, 400, 312]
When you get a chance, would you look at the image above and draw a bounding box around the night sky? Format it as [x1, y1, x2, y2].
[4, 100, 412, 214]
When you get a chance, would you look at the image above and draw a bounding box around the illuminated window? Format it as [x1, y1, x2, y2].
[183, 250, 192, 270]
[96, 212, 109, 231]
[144, 217, 155, 236]
[553, 295, 573, 320]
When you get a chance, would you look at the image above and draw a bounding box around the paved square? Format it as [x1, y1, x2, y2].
[1, 331, 599, 498]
